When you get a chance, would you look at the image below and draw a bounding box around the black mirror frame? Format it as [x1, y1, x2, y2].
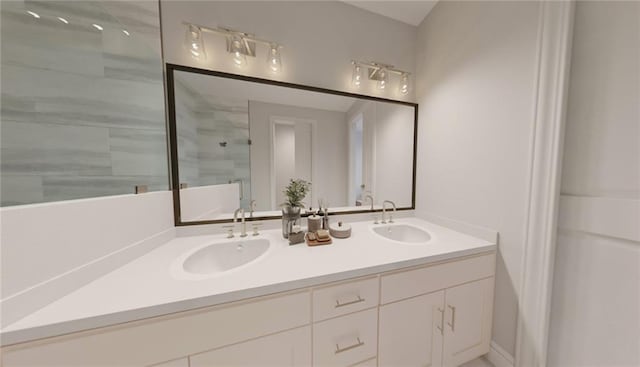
[166, 63, 418, 226]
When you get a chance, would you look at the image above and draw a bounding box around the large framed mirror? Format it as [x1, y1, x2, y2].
[166, 64, 417, 225]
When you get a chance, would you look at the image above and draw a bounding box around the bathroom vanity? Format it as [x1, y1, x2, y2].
[1, 218, 495, 367]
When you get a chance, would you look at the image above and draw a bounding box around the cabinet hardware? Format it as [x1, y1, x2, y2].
[335, 295, 365, 308]
[335, 337, 365, 354]
[447, 305, 456, 331]
[436, 307, 445, 335]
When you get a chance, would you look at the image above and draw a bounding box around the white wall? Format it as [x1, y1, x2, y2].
[414, 1, 542, 357]
[249, 101, 348, 210]
[375, 102, 414, 207]
[160, 1, 416, 102]
[547, 2, 640, 366]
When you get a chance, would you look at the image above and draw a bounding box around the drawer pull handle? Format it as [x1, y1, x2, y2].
[447, 305, 456, 332]
[436, 307, 445, 335]
[335, 338, 365, 354]
[335, 295, 365, 308]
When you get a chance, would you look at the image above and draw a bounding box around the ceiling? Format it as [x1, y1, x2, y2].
[344, 1, 438, 26]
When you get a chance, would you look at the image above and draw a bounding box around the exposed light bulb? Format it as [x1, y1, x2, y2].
[231, 38, 247, 67]
[233, 50, 247, 66]
[267, 44, 282, 73]
[27, 11, 40, 19]
[184, 24, 205, 60]
[399, 73, 409, 95]
[92, 23, 103, 31]
[377, 69, 388, 90]
[351, 63, 362, 87]
[57, 17, 69, 24]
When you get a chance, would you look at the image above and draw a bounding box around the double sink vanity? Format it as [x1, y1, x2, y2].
[2, 217, 496, 367]
[2, 64, 496, 367]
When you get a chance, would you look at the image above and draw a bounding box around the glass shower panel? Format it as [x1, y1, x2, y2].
[0, 1, 167, 206]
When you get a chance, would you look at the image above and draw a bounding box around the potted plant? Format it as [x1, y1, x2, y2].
[281, 179, 311, 238]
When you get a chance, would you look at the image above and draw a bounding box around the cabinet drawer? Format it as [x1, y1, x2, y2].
[313, 308, 377, 367]
[2, 291, 310, 367]
[313, 277, 378, 322]
[190, 326, 311, 367]
[381, 253, 495, 304]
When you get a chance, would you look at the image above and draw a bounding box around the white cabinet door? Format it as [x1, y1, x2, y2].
[378, 291, 445, 367]
[190, 326, 311, 367]
[442, 277, 494, 367]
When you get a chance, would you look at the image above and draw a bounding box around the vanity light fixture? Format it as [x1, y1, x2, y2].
[400, 73, 410, 95]
[229, 35, 248, 67]
[122, 29, 130, 36]
[185, 24, 206, 60]
[351, 60, 411, 95]
[57, 16, 69, 24]
[376, 68, 388, 90]
[182, 22, 283, 72]
[267, 43, 282, 73]
[351, 63, 362, 87]
[92, 23, 103, 31]
[26, 10, 40, 19]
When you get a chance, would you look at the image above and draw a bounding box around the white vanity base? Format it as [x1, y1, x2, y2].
[1, 217, 496, 367]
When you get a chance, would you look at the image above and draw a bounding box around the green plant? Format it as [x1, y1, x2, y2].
[282, 179, 311, 208]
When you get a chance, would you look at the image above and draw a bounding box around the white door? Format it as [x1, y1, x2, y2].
[379, 291, 445, 367]
[271, 118, 314, 209]
[189, 326, 311, 367]
[348, 114, 364, 205]
[442, 277, 494, 367]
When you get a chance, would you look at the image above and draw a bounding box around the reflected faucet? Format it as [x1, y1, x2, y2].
[382, 200, 396, 224]
[233, 208, 248, 237]
[364, 194, 374, 211]
[249, 200, 257, 218]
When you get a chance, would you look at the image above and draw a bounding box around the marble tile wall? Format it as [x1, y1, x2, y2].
[0, 1, 167, 206]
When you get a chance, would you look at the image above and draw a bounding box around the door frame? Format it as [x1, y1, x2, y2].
[515, 2, 575, 367]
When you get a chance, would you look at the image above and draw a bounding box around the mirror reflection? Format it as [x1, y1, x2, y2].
[171, 68, 416, 222]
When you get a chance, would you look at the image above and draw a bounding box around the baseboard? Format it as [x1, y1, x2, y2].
[487, 341, 515, 367]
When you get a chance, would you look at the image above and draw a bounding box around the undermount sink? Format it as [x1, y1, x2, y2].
[178, 238, 270, 277]
[372, 224, 432, 243]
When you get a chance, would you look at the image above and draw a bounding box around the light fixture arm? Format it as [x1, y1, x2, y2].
[182, 22, 282, 49]
[351, 60, 409, 76]
[351, 60, 410, 94]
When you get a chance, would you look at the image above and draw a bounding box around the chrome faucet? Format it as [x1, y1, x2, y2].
[382, 200, 396, 224]
[233, 208, 248, 237]
[364, 194, 374, 211]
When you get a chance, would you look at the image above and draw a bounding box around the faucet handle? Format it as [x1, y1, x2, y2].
[372, 214, 379, 225]
[252, 222, 263, 236]
[388, 213, 394, 223]
[222, 225, 235, 238]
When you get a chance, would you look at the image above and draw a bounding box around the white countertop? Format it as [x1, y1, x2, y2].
[1, 217, 495, 345]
